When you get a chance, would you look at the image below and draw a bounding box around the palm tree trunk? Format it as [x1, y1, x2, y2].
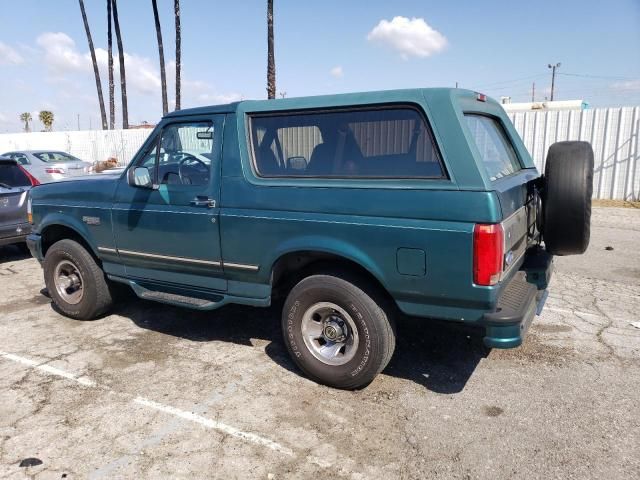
[152, 0, 168, 115]
[174, 0, 181, 111]
[267, 0, 276, 99]
[107, 0, 115, 129]
[79, 0, 108, 130]
[112, 0, 129, 129]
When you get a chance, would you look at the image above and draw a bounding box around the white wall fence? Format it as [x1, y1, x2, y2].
[0, 106, 638, 200]
[509, 107, 640, 201]
[0, 129, 152, 166]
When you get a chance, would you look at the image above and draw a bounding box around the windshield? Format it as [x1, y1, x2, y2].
[33, 152, 83, 163]
[464, 114, 522, 181]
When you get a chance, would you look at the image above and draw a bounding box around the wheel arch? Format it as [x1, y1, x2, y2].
[269, 245, 394, 307]
[40, 218, 99, 261]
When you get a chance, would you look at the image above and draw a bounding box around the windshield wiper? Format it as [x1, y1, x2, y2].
[0, 182, 13, 189]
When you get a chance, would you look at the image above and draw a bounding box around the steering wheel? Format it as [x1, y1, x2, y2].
[177, 152, 209, 184]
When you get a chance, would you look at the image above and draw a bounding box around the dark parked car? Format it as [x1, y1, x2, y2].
[27, 89, 593, 389]
[0, 157, 39, 249]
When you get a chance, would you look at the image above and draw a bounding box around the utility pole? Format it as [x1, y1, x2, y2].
[455, 81, 458, 88]
[531, 82, 535, 102]
[548, 62, 561, 101]
[77, 114, 80, 131]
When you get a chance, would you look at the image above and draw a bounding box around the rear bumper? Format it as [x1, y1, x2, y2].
[26, 233, 43, 262]
[480, 249, 553, 348]
[0, 223, 31, 247]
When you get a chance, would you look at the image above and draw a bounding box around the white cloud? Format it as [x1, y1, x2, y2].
[95, 48, 161, 95]
[611, 80, 640, 91]
[197, 92, 243, 104]
[367, 16, 447, 59]
[0, 42, 24, 65]
[36, 32, 161, 95]
[37, 32, 87, 76]
[330, 66, 344, 78]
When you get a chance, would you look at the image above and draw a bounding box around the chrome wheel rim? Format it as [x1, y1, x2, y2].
[301, 302, 359, 366]
[53, 260, 84, 305]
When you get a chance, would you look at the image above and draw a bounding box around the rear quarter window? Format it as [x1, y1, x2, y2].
[0, 164, 30, 187]
[464, 114, 521, 181]
[249, 106, 445, 179]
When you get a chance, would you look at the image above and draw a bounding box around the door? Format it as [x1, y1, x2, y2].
[112, 115, 226, 291]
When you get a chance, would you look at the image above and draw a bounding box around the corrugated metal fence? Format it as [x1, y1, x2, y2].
[1, 106, 638, 200]
[508, 107, 640, 201]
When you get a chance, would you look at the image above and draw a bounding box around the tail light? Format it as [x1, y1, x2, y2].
[45, 167, 65, 175]
[27, 195, 33, 224]
[18, 165, 40, 186]
[473, 223, 504, 286]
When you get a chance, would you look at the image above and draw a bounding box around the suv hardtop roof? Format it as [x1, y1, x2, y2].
[163, 88, 493, 118]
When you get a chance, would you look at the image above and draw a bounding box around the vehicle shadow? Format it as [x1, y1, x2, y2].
[0, 244, 32, 264]
[112, 297, 488, 394]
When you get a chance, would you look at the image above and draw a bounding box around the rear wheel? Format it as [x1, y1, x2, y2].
[43, 239, 113, 319]
[282, 271, 395, 389]
[542, 141, 594, 255]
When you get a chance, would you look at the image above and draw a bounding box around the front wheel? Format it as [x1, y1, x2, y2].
[282, 272, 396, 389]
[43, 239, 113, 319]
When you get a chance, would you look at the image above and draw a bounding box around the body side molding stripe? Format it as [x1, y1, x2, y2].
[98, 247, 258, 271]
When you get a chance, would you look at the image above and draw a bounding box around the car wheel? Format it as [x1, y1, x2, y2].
[43, 239, 113, 319]
[282, 271, 396, 389]
[542, 141, 594, 255]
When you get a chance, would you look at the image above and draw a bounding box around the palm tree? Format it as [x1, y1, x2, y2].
[39, 111, 54, 132]
[19, 112, 32, 133]
[111, 0, 129, 128]
[78, 0, 107, 130]
[174, 0, 181, 110]
[152, 0, 168, 115]
[107, 0, 115, 129]
[267, 0, 276, 98]
[267, 0, 276, 99]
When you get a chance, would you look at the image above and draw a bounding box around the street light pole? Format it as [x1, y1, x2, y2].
[548, 62, 561, 101]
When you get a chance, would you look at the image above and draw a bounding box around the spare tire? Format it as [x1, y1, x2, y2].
[542, 141, 594, 255]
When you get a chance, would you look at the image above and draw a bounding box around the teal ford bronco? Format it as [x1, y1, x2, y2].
[27, 89, 593, 389]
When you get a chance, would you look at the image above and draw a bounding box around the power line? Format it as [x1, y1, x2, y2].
[557, 72, 636, 80]
[471, 73, 546, 90]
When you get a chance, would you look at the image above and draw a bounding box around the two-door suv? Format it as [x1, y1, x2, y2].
[27, 89, 593, 389]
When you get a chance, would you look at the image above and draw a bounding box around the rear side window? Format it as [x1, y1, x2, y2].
[250, 106, 444, 178]
[464, 114, 521, 181]
[0, 164, 30, 187]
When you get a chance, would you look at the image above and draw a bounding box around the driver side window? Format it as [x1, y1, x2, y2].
[141, 121, 214, 186]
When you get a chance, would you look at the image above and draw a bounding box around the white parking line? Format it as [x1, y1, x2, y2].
[0, 351, 96, 387]
[133, 396, 294, 456]
[0, 350, 294, 459]
[544, 307, 605, 319]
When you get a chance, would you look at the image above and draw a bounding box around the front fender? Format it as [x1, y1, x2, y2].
[37, 212, 100, 257]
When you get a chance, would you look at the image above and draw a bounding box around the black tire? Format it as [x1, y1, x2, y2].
[282, 271, 396, 389]
[542, 141, 594, 255]
[43, 239, 113, 319]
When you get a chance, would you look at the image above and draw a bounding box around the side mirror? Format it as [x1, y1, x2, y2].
[128, 166, 154, 189]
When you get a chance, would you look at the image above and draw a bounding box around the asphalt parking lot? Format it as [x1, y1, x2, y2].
[0, 206, 638, 479]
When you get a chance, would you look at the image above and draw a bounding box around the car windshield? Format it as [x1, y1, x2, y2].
[0, 164, 31, 187]
[33, 152, 82, 163]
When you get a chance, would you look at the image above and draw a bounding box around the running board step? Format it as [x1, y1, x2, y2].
[129, 282, 225, 310]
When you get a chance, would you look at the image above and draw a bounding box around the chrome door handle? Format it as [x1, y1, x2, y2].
[190, 196, 216, 208]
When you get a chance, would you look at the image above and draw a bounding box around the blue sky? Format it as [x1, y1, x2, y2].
[1, 0, 639, 132]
